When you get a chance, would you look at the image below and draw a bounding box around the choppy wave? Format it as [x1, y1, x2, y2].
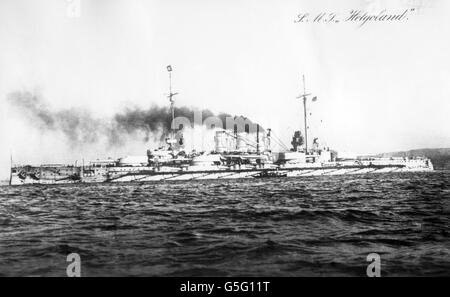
[0, 171, 449, 276]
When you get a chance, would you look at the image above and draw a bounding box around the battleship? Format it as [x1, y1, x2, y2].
[9, 67, 433, 185]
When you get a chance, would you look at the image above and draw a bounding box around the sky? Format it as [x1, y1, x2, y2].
[0, 0, 449, 179]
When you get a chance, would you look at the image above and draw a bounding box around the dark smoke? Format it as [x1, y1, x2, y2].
[8, 91, 106, 144]
[7, 91, 261, 147]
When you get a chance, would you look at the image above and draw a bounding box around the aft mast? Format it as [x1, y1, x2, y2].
[296, 75, 317, 154]
[9, 153, 13, 186]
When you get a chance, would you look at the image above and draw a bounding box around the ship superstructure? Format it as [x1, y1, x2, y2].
[9, 67, 434, 185]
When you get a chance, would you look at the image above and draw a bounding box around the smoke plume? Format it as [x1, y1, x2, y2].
[7, 91, 261, 148]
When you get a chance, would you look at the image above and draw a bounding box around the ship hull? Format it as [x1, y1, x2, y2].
[9, 159, 434, 186]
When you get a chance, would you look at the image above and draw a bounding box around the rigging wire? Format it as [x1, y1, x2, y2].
[219, 128, 290, 152]
[270, 130, 289, 151]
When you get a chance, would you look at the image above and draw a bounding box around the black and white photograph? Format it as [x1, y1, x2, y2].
[0, 0, 449, 287]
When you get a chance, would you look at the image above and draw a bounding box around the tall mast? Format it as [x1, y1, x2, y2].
[166, 65, 178, 141]
[256, 124, 260, 154]
[302, 75, 308, 154]
[9, 153, 13, 186]
[296, 75, 316, 154]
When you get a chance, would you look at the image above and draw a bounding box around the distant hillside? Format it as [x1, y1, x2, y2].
[374, 148, 450, 170]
